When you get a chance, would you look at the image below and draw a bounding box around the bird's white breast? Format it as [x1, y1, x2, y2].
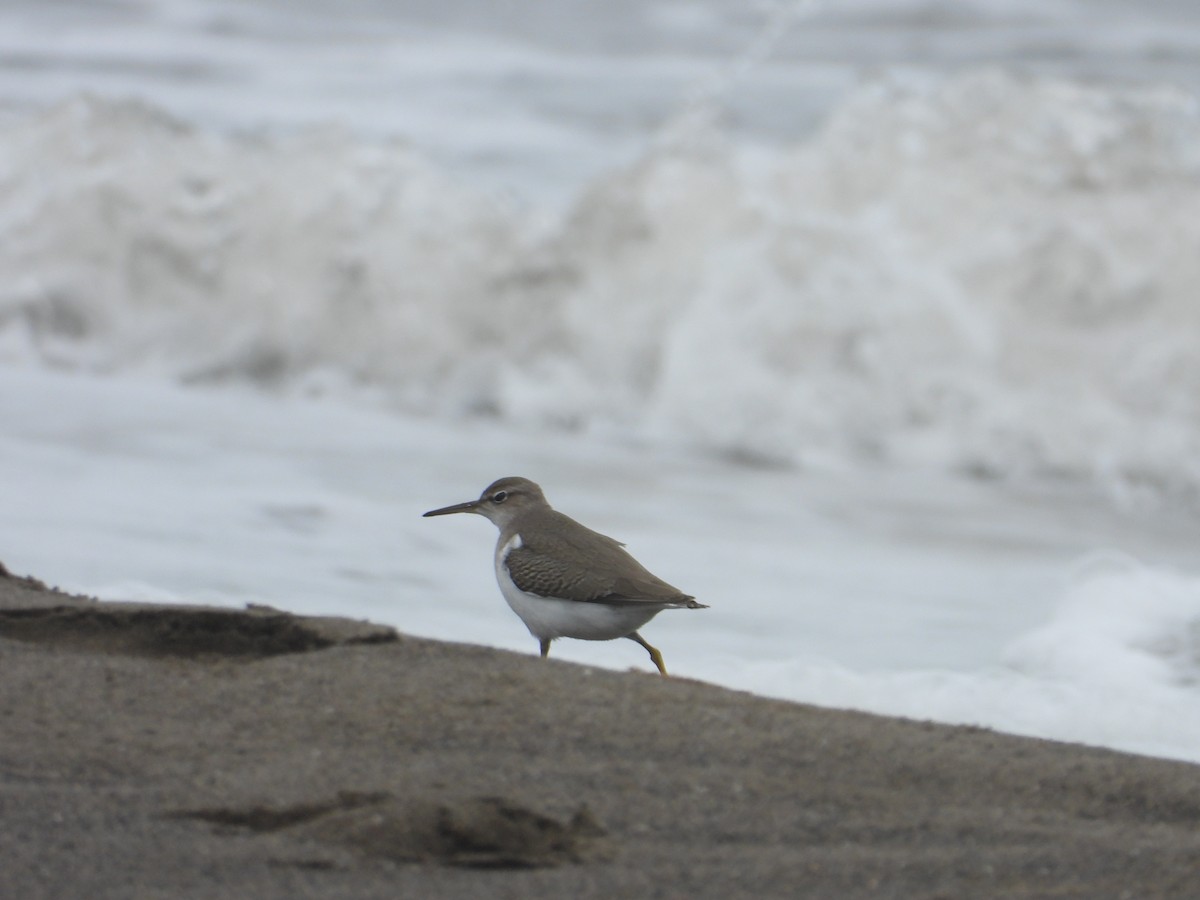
[493, 533, 659, 641]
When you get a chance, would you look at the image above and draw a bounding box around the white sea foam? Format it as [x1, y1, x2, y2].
[716, 556, 1200, 763]
[3, 72, 1200, 504]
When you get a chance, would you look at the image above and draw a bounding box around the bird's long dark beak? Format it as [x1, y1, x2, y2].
[422, 499, 482, 517]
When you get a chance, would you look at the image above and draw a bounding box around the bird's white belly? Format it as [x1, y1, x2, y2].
[494, 539, 659, 641]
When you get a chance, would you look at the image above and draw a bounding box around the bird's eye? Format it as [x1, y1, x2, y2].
[491, 490, 508, 503]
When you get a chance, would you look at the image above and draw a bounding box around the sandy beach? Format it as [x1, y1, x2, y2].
[1, 563, 1197, 898]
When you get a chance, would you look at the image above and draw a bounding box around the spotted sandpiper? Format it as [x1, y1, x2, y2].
[423, 477, 706, 676]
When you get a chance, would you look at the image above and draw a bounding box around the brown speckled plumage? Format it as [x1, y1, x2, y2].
[503, 509, 700, 607]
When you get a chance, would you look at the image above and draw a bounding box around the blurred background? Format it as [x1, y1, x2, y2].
[2, 0, 1199, 761]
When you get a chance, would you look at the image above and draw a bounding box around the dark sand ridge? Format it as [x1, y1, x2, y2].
[1, 564, 1197, 898]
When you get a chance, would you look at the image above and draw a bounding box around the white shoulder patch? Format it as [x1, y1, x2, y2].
[500, 533, 523, 558]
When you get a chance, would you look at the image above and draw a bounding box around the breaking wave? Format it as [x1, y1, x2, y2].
[3, 71, 1199, 500]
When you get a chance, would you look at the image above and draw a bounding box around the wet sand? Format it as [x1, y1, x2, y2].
[1, 565, 1197, 898]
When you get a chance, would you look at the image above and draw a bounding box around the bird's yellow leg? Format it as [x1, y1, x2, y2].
[628, 632, 669, 677]
[539, 638, 552, 658]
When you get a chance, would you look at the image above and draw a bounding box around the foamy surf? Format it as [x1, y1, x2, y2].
[4, 72, 1200, 503]
[712, 557, 1200, 764]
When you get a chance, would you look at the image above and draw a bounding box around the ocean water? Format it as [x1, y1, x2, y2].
[3, 0, 1200, 763]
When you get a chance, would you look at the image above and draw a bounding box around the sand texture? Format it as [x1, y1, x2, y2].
[1, 565, 1198, 898]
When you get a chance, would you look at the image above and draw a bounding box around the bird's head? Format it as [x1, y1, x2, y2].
[423, 476, 548, 528]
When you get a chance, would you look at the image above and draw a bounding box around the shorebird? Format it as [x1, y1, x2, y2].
[423, 477, 706, 676]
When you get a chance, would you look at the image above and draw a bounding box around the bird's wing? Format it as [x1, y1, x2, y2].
[505, 511, 695, 607]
